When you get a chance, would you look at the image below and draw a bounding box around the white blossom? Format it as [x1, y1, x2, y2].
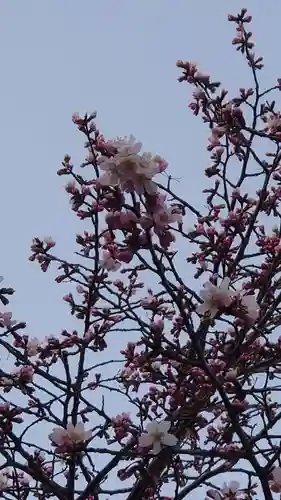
[97, 135, 166, 194]
[240, 294, 259, 324]
[270, 466, 281, 492]
[265, 112, 281, 131]
[221, 480, 240, 499]
[0, 472, 8, 491]
[100, 250, 121, 272]
[49, 422, 91, 448]
[197, 278, 234, 318]
[139, 420, 177, 455]
[26, 337, 40, 356]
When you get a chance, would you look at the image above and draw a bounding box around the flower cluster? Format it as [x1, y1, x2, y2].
[48, 423, 91, 452]
[97, 135, 167, 194]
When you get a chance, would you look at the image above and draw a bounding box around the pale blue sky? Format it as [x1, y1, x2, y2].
[1, 1, 280, 496]
[0, 1, 278, 337]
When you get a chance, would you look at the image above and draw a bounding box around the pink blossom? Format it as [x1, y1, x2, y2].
[100, 249, 121, 272]
[17, 366, 34, 383]
[153, 204, 182, 229]
[0, 312, 16, 329]
[239, 293, 259, 324]
[197, 278, 234, 318]
[97, 135, 167, 194]
[0, 472, 8, 491]
[206, 489, 221, 500]
[0, 377, 13, 389]
[221, 481, 240, 499]
[264, 112, 281, 132]
[139, 420, 177, 455]
[49, 422, 91, 449]
[225, 368, 238, 381]
[270, 467, 281, 492]
[26, 337, 40, 356]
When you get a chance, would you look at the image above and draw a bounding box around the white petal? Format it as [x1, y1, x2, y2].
[197, 303, 209, 315]
[74, 422, 85, 434]
[139, 433, 153, 448]
[273, 467, 281, 482]
[209, 306, 218, 318]
[145, 421, 159, 434]
[157, 421, 171, 434]
[203, 281, 215, 291]
[220, 277, 230, 291]
[83, 430, 92, 441]
[161, 433, 178, 447]
[152, 441, 162, 455]
[200, 289, 211, 300]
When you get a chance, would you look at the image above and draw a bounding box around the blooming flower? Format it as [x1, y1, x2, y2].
[13, 366, 34, 384]
[100, 249, 121, 272]
[239, 294, 259, 324]
[26, 337, 40, 356]
[97, 135, 167, 194]
[0, 472, 8, 491]
[221, 480, 240, 499]
[0, 377, 13, 390]
[207, 481, 241, 500]
[0, 311, 16, 329]
[197, 278, 234, 318]
[138, 420, 177, 455]
[225, 368, 238, 381]
[264, 112, 281, 132]
[270, 466, 281, 493]
[144, 204, 182, 230]
[49, 422, 91, 450]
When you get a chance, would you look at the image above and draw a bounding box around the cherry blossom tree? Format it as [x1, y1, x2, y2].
[2, 8, 281, 500]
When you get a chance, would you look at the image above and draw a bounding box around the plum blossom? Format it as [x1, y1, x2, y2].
[100, 249, 121, 272]
[270, 466, 281, 493]
[197, 278, 234, 318]
[152, 205, 182, 229]
[221, 480, 240, 498]
[0, 472, 8, 491]
[0, 311, 16, 329]
[239, 294, 259, 324]
[264, 112, 281, 132]
[207, 481, 240, 500]
[49, 422, 91, 450]
[14, 366, 34, 384]
[225, 368, 238, 381]
[141, 194, 182, 230]
[0, 377, 13, 390]
[97, 135, 167, 194]
[26, 337, 40, 356]
[139, 420, 177, 455]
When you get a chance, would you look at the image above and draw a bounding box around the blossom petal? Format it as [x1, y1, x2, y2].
[197, 303, 209, 315]
[157, 421, 171, 434]
[152, 441, 162, 455]
[145, 421, 159, 434]
[209, 306, 219, 318]
[203, 282, 215, 292]
[83, 430, 92, 441]
[199, 289, 212, 300]
[272, 467, 281, 482]
[219, 277, 230, 291]
[139, 433, 153, 448]
[161, 433, 178, 447]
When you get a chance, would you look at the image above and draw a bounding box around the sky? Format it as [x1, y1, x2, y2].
[0, 0, 279, 336]
[1, 0, 281, 496]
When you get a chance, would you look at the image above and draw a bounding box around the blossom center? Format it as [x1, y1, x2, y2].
[152, 430, 164, 442]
